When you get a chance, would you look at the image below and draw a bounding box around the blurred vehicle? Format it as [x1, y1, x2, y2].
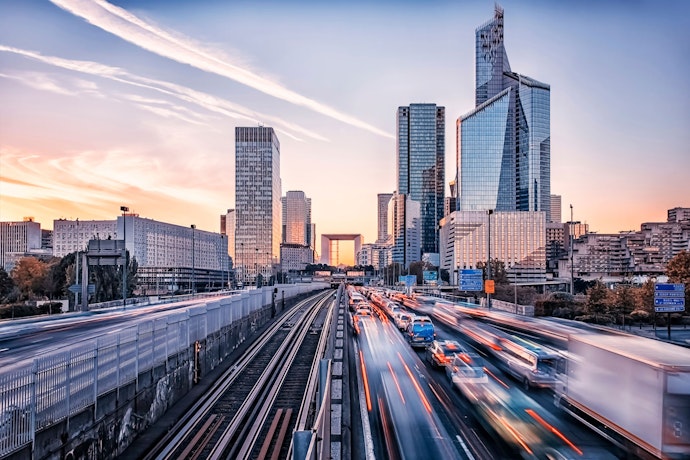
[426, 340, 464, 368]
[394, 312, 413, 331]
[405, 315, 435, 348]
[555, 332, 690, 460]
[494, 334, 562, 390]
[471, 381, 581, 459]
[446, 351, 489, 400]
[352, 308, 375, 335]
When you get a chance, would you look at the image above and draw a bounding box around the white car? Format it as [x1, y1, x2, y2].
[394, 312, 412, 331]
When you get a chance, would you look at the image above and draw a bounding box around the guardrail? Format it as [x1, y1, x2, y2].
[0, 283, 328, 458]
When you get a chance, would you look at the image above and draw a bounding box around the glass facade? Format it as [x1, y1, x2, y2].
[235, 127, 282, 285]
[397, 104, 445, 257]
[459, 7, 550, 217]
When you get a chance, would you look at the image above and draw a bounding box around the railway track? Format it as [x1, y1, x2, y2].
[143, 289, 334, 460]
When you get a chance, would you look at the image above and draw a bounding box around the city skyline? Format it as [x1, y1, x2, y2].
[1, 0, 689, 260]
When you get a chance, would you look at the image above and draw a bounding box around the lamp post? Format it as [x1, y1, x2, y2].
[255, 247, 259, 288]
[487, 209, 494, 309]
[570, 204, 574, 295]
[191, 224, 196, 294]
[120, 206, 129, 306]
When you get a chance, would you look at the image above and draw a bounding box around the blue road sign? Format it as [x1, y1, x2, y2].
[654, 305, 685, 313]
[654, 298, 685, 306]
[654, 283, 684, 291]
[460, 269, 483, 291]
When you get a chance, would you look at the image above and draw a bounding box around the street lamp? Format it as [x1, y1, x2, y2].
[120, 206, 129, 306]
[191, 224, 196, 294]
[570, 204, 574, 295]
[487, 209, 494, 309]
[255, 247, 259, 288]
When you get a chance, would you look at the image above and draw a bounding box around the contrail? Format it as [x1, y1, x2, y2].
[49, 0, 394, 139]
[0, 45, 328, 142]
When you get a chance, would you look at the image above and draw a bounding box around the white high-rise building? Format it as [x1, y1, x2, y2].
[235, 127, 281, 285]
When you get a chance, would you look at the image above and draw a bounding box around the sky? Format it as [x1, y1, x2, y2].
[1, 0, 689, 262]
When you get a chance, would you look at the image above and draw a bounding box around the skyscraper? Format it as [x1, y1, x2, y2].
[550, 194, 562, 223]
[281, 191, 312, 247]
[397, 103, 445, 260]
[458, 5, 550, 215]
[377, 193, 393, 243]
[235, 127, 281, 285]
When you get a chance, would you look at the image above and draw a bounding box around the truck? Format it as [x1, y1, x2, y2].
[554, 331, 690, 459]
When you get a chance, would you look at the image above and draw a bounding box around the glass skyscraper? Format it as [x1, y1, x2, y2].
[235, 127, 281, 285]
[397, 103, 445, 260]
[458, 5, 550, 215]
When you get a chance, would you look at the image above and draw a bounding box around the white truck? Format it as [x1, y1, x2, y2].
[554, 332, 690, 460]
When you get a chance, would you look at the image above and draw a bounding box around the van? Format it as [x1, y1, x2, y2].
[405, 315, 435, 348]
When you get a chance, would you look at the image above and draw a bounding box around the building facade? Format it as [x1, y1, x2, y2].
[220, 209, 236, 262]
[53, 219, 118, 257]
[397, 103, 445, 258]
[377, 193, 394, 243]
[550, 195, 562, 223]
[388, 192, 421, 269]
[458, 5, 550, 216]
[440, 211, 547, 284]
[280, 243, 314, 272]
[235, 127, 282, 285]
[282, 191, 313, 247]
[0, 219, 42, 271]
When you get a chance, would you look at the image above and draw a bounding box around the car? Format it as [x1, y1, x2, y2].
[446, 352, 489, 401]
[405, 315, 435, 348]
[426, 340, 464, 368]
[394, 312, 413, 331]
[353, 308, 375, 335]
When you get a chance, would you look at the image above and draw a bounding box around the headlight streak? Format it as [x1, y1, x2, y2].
[398, 352, 432, 413]
[359, 349, 373, 412]
[525, 408, 584, 455]
[387, 362, 405, 404]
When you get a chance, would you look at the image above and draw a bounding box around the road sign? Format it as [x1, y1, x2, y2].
[654, 305, 685, 313]
[423, 270, 438, 281]
[68, 284, 81, 293]
[459, 269, 483, 291]
[654, 282, 685, 312]
[485, 279, 495, 294]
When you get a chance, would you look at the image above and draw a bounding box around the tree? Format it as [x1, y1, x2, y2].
[0, 267, 15, 302]
[10, 257, 50, 300]
[585, 280, 610, 323]
[476, 259, 507, 285]
[666, 251, 690, 311]
[611, 284, 636, 326]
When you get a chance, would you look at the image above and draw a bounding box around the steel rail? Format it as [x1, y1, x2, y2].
[207, 291, 331, 460]
[145, 291, 328, 460]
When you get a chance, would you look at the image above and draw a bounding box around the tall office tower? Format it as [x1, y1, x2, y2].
[458, 5, 550, 216]
[220, 209, 236, 260]
[388, 192, 421, 269]
[235, 127, 282, 285]
[550, 195, 562, 223]
[397, 104, 445, 258]
[377, 193, 394, 243]
[281, 191, 312, 247]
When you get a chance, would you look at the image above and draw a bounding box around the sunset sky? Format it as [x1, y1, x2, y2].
[1, 0, 689, 261]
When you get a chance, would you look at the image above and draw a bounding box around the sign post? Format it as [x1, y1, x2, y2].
[654, 283, 685, 340]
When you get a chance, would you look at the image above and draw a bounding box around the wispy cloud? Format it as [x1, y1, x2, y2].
[0, 71, 76, 96]
[49, 0, 393, 139]
[0, 45, 327, 142]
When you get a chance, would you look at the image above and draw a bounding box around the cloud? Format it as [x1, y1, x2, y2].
[0, 71, 76, 96]
[0, 45, 327, 142]
[49, 0, 393, 139]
